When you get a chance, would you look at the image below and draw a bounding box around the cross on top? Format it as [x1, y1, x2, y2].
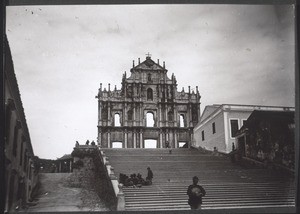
[146, 52, 152, 58]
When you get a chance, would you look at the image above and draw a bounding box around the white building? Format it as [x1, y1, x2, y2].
[193, 104, 294, 154]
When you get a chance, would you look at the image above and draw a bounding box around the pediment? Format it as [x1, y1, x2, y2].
[134, 58, 165, 70]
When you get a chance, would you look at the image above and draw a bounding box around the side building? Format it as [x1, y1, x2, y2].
[4, 36, 38, 212]
[235, 110, 295, 171]
[96, 55, 201, 148]
[193, 104, 295, 154]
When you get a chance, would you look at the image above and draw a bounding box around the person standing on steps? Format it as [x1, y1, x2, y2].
[146, 167, 153, 185]
[187, 176, 206, 210]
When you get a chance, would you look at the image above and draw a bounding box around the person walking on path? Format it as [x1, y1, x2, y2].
[187, 176, 206, 210]
[146, 167, 153, 185]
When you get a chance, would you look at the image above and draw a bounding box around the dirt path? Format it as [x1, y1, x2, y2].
[25, 173, 109, 212]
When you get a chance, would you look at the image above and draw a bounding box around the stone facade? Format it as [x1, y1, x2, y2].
[4, 36, 38, 212]
[96, 55, 201, 148]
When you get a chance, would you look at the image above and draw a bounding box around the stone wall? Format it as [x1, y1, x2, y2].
[71, 147, 117, 210]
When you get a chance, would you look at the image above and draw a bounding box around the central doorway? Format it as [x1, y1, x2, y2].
[179, 142, 187, 148]
[144, 139, 157, 148]
[112, 142, 123, 148]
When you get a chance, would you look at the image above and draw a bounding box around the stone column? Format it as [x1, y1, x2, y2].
[108, 102, 111, 125]
[140, 131, 143, 148]
[191, 132, 194, 147]
[108, 131, 111, 148]
[165, 105, 168, 127]
[173, 104, 177, 127]
[166, 129, 169, 142]
[160, 104, 163, 127]
[189, 103, 193, 127]
[139, 104, 142, 126]
[133, 130, 136, 148]
[174, 131, 178, 148]
[124, 129, 128, 148]
[98, 130, 102, 147]
[99, 102, 102, 126]
[133, 103, 136, 126]
[124, 103, 127, 126]
[159, 131, 163, 148]
[158, 103, 161, 128]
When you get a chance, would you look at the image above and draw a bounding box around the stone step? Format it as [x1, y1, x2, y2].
[124, 195, 295, 202]
[124, 186, 294, 191]
[102, 148, 294, 211]
[123, 184, 295, 191]
[125, 203, 295, 211]
[123, 182, 293, 187]
[123, 189, 294, 195]
[125, 193, 295, 200]
[125, 197, 295, 204]
[126, 200, 295, 210]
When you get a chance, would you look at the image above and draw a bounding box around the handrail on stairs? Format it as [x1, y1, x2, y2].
[97, 147, 125, 211]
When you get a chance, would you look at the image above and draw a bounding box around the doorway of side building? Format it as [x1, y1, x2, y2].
[112, 142, 123, 148]
[144, 139, 157, 148]
[179, 142, 187, 148]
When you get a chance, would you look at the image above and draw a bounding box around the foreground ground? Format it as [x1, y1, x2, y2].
[23, 173, 109, 212]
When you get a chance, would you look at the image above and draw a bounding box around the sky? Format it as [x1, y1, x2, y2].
[6, 4, 295, 159]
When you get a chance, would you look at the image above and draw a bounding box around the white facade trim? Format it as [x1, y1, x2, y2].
[195, 104, 294, 132]
[222, 104, 294, 112]
[223, 111, 229, 152]
[241, 118, 248, 126]
[229, 118, 240, 139]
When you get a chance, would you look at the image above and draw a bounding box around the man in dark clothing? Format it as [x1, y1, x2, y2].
[187, 176, 206, 210]
[146, 167, 153, 185]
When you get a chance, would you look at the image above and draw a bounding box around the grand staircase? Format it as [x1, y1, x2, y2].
[102, 148, 295, 211]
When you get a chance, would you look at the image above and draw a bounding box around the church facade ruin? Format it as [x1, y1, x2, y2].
[96, 55, 201, 148]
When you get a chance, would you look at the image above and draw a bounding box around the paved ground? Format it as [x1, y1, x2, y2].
[23, 173, 109, 212]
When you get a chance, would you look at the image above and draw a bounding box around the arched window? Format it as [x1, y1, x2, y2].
[179, 114, 185, 127]
[114, 113, 121, 126]
[146, 112, 155, 127]
[147, 88, 153, 101]
[101, 103, 108, 120]
[168, 111, 173, 121]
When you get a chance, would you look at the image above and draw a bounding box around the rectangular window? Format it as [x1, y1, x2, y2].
[212, 122, 216, 134]
[230, 119, 239, 138]
[201, 130, 205, 141]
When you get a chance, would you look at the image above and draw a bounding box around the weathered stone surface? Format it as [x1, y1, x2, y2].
[97, 56, 201, 149]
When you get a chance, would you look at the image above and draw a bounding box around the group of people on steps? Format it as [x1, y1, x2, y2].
[119, 167, 153, 188]
[119, 166, 205, 210]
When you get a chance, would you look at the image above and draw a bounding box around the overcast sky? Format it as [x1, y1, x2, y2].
[6, 4, 295, 159]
